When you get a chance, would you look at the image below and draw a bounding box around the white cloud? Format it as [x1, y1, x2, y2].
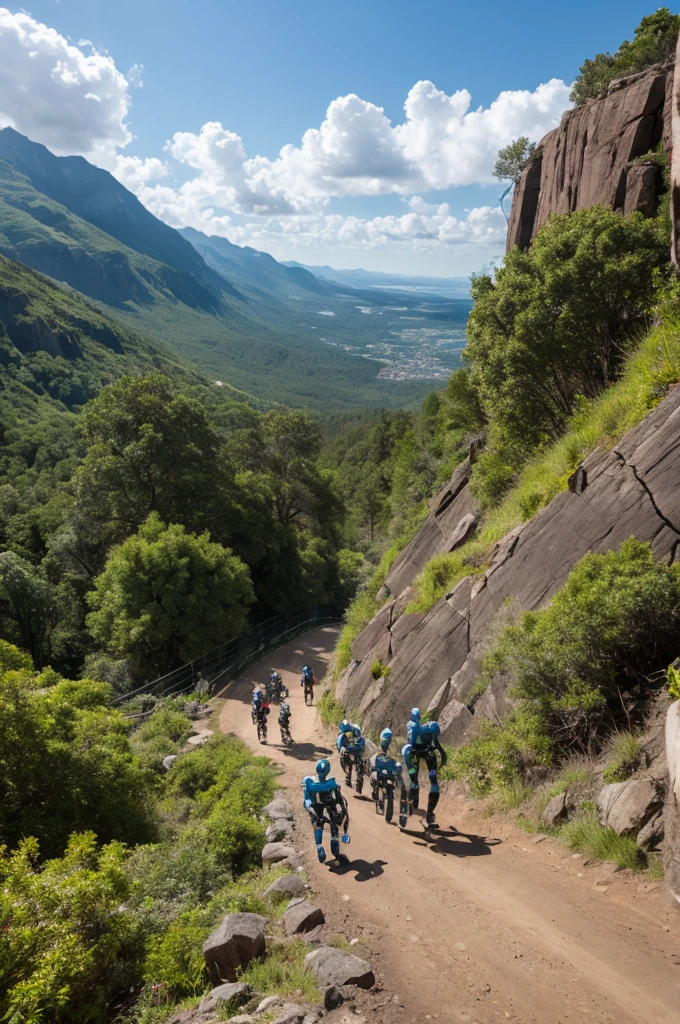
[0, 6, 570, 257]
[145, 77, 568, 222]
[0, 7, 133, 160]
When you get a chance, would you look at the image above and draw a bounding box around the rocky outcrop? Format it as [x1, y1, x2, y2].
[663, 700, 680, 902]
[379, 459, 480, 601]
[508, 62, 674, 252]
[338, 388, 680, 736]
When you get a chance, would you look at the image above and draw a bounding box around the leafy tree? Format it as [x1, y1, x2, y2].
[0, 647, 156, 857]
[0, 551, 55, 666]
[86, 514, 254, 679]
[75, 373, 227, 548]
[352, 465, 388, 541]
[493, 136, 537, 184]
[571, 8, 680, 105]
[466, 206, 668, 483]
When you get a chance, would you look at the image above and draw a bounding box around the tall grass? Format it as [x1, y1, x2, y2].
[409, 324, 680, 612]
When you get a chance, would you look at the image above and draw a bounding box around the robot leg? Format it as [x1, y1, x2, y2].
[399, 781, 409, 828]
[408, 766, 420, 811]
[313, 819, 326, 862]
[426, 767, 440, 827]
[342, 752, 353, 789]
[330, 820, 340, 859]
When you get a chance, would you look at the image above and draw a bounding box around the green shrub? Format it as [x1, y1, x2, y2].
[317, 685, 345, 727]
[239, 939, 320, 1001]
[548, 763, 593, 797]
[370, 659, 391, 680]
[479, 540, 680, 756]
[557, 808, 643, 870]
[571, 9, 680, 105]
[602, 732, 643, 783]
[0, 833, 140, 1024]
[143, 909, 209, 1000]
[442, 719, 547, 796]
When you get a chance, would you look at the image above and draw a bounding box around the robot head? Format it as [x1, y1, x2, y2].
[339, 718, 350, 731]
[281, 702, 290, 712]
[380, 727, 393, 753]
[316, 758, 331, 781]
[411, 707, 421, 724]
[426, 721, 441, 738]
[352, 723, 362, 739]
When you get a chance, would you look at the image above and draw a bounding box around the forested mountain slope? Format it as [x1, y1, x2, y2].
[0, 129, 430, 410]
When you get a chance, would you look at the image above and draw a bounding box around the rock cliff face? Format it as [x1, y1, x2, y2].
[337, 388, 680, 740]
[507, 62, 674, 252]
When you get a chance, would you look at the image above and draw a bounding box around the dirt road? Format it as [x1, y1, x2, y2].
[218, 625, 679, 1024]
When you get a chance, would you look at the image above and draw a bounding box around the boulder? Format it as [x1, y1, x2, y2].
[262, 842, 297, 865]
[271, 1005, 306, 1024]
[187, 729, 213, 747]
[198, 982, 252, 1013]
[597, 778, 662, 836]
[162, 754, 178, 770]
[282, 899, 325, 935]
[304, 946, 375, 989]
[263, 872, 307, 898]
[202, 912, 266, 983]
[541, 792, 568, 827]
[663, 700, 680, 902]
[266, 818, 295, 842]
[263, 795, 294, 821]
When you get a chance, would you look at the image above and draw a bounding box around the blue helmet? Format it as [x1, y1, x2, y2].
[339, 718, 350, 731]
[352, 723, 362, 738]
[411, 707, 421, 724]
[380, 727, 393, 753]
[426, 721, 441, 737]
[316, 759, 331, 780]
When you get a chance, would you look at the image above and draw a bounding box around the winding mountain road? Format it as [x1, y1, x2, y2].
[217, 625, 679, 1024]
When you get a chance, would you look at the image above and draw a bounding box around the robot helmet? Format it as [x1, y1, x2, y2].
[352, 723, 362, 738]
[316, 759, 331, 780]
[411, 707, 421, 724]
[380, 727, 393, 752]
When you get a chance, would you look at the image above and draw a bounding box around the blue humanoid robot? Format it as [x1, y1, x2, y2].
[301, 665, 316, 705]
[302, 759, 351, 863]
[369, 728, 409, 827]
[402, 708, 448, 829]
[336, 720, 367, 793]
[278, 700, 292, 744]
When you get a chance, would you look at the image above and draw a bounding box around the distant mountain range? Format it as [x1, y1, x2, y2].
[0, 128, 469, 410]
[282, 261, 472, 298]
[0, 128, 441, 410]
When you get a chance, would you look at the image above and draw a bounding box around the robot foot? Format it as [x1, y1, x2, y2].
[316, 844, 327, 863]
[399, 813, 407, 828]
[425, 816, 439, 830]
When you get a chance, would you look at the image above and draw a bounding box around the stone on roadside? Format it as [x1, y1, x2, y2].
[304, 946, 375, 989]
[202, 912, 266, 982]
[541, 792, 568, 827]
[187, 729, 213, 747]
[198, 982, 252, 1013]
[267, 818, 295, 842]
[162, 754, 178, 770]
[271, 1004, 306, 1024]
[262, 842, 297, 865]
[636, 810, 664, 851]
[597, 778, 662, 836]
[283, 900, 325, 936]
[264, 873, 307, 898]
[264, 795, 294, 821]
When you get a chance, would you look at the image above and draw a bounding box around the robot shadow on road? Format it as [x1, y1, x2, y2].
[400, 822, 502, 858]
[328, 856, 387, 881]
[279, 741, 333, 761]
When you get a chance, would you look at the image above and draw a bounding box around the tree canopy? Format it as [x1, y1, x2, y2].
[493, 136, 537, 184]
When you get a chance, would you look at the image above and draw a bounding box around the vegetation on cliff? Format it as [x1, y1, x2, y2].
[570, 8, 680, 105]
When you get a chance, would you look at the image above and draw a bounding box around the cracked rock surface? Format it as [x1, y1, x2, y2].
[507, 61, 673, 251]
[337, 388, 680, 736]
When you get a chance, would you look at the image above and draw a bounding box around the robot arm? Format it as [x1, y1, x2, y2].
[434, 736, 448, 767]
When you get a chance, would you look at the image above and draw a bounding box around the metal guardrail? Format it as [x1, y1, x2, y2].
[113, 604, 342, 705]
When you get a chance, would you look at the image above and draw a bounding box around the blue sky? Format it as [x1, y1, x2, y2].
[0, 2, 667, 274]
